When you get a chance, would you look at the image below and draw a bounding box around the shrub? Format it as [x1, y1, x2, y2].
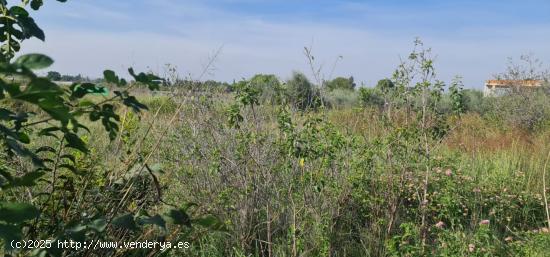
[286, 72, 323, 110]
[462, 89, 484, 113]
[325, 89, 359, 108]
[249, 74, 284, 104]
[359, 87, 384, 108]
[482, 90, 550, 131]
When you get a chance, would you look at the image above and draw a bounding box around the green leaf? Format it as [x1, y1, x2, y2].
[103, 70, 127, 87]
[128, 68, 162, 90]
[60, 154, 76, 164]
[16, 78, 63, 101]
[64, 133, 88, 153]
[123, 95, 148, 112]
[0, 108, 15, 120]
[0, 202, 39, 224]
[38, 97, 71, 124]
[30, 0, 44, 10]
[38, 127, 61, 139]
[5, 138, 43, 166]
[78, 100, 95, 107]
[16, 14, 45, 41]
[88, 218, 107, 232]
[70, 83, 107, 98]
[58, 164, 79, 174]
[14, 54, 52, 69]
[0, 169, 14, 182]
[103, 70, 118, 83]
[17, 132, 30, 144]
[0, 224, 22, 250]
[112, 213, 138, 231]
[163, 208, 191, 227]
[5, 171, 45, 188]
[9, 6, 29, 16]
[137, 214, 166, 229]
[65, 223, 87, 242]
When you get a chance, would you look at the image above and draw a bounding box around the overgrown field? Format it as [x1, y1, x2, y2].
[1, 1, 550, 256]
[8, 80, 550, 256]
[82, 88, 550, 256]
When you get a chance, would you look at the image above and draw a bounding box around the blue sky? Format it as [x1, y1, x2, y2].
[22, 0, 550, 88]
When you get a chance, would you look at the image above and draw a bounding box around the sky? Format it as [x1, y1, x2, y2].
[20, 0, 550, 88]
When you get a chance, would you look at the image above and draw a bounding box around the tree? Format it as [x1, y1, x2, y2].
[375, 78, 395, 93]
[46, 71, 62, 81]
[60, 73, 87, 82]
[375, 78, 396, 115]
[286, 72, 321, 110]
[249, 74, 283, 104]
[325, 76, 356, 91]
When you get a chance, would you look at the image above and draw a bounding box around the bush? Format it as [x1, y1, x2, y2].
[463, 89, 484, 113]
[249, 74, 284, 104]
[482, 89, 550, 131]
[325, 89, 359, 108]
[359, 87, 384, 108]
[286, 72, 323, 110]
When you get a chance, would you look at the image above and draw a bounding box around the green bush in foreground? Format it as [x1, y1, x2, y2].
[0, 1, 225, 256]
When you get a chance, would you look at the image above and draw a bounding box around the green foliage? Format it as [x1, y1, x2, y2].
[449, 76, 466, 115]
[325, 88, 359, 108]
[249, 74, 284, 104]
[0, 2, 547, 255]
[0, 52, 183, 254]
[482, 90, 550, 131]
[386, 223, 422, 256]
[509, 232, 550, 256]
[286, 72, 322, 111]
[376, 78, 395, 93]
[227, 103, 244, 129]
[325, 76, 356, 91]
[462, 89, 484, 113]
[359, 87, 384, 108]
[0, 2, 224, 256]
[0, 0, 66, 61]
[14, 53, 53, 69]
[46, 70, 61, 81]
[234, 80, 260, 107]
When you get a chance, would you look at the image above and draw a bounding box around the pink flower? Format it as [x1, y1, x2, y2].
[473, 188, 481, 193]
[445, 169, 452, 176]
[479, 219, 490, 225]
[435, 221, 445, 229]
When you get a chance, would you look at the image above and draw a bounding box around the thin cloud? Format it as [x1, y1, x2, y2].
[21, 0, 550, 88]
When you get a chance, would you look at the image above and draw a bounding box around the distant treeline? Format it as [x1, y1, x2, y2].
[46, 71, 103, 83]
